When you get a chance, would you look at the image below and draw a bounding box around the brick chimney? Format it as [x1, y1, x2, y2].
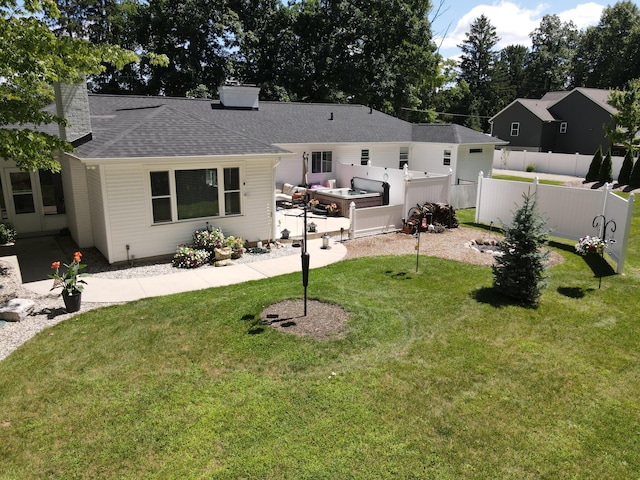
[54, 79, 92, 144]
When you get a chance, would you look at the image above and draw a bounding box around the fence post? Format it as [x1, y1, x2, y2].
[475, 171, 484, 223]
[349, 201, 356, 240]
[616, 193, 635, 274]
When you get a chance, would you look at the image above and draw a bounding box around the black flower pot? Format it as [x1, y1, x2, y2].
[62, 290, 82, 313]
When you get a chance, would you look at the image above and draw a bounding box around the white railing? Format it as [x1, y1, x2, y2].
[475, 173, 635, 273]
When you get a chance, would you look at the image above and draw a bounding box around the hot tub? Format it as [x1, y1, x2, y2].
[312, 188, 382, 216]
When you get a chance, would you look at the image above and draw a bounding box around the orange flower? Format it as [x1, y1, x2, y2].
[73, 251, 82, 263]
[51, 261, 61, 269]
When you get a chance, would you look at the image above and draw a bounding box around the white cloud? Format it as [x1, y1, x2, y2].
[557, 2, 604, 29]
[436, 1, 606, 58]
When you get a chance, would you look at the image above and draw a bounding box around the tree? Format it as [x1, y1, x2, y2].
[498, 44, 529, 99]
[457, 15, 504, 131]
[0, 0, 140, 171]
[523, 15, 579, 98]
[492, 192, 549, 305]
[573, 1, 640, 89]
[598, 149, 614, 183]
[618, 150, 634, 185]
[606, 79, 640, 154]
[586, 146, 603, 182]
[629, 154, 640, 188]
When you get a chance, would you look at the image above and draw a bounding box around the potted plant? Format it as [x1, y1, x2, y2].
[326, 203, 339, 216]
[224, 236, 245, 259]
[50, 251, 87, 312]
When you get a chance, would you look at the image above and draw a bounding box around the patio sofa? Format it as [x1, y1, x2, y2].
[275, 183, 307, 206]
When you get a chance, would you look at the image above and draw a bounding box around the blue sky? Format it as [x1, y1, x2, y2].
[431, 1, 640, 59]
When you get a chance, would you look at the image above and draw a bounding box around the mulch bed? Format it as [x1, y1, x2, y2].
[260, 299, 350, 341]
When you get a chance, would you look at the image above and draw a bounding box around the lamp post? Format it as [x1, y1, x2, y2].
[301, 192, 310, 316]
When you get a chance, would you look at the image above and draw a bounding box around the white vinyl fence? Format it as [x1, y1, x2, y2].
[475, 173, 635, 273]
[349, 175, 452, 238]
[493, 149, 625, 178]
[450, 183, 478, 209]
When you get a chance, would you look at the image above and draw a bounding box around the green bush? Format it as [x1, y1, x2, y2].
[598, 149, 613, 183]
[618, 150, 634, 185]
[525, 163, 536, 172]
[0, 223, 16, 244]
[630, 155, 640, 188]
[586, 146, 603, 182]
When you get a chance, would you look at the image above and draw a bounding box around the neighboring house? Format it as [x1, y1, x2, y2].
[489, 88, 617, 155]
[2, 83, 505, 263]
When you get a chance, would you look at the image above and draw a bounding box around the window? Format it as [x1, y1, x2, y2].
[399, 147, 409, 169]
[560, 122, 567, 134]
[510, 122, 520, 136]
[443, 149, 451, 166]
[470, 148, 483, 154]
[311, 151, 332, 173]
[39, 170, 65, 215]
[360, 149, 370, 165]
[149, 167, 241, 224]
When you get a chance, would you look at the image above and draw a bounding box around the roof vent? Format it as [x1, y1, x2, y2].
[329, 112, 334, 121]
[217, 85, 260, 110]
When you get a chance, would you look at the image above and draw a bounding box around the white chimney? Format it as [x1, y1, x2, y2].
[217, 85, 260, 110]
[54, 79, 92, 143]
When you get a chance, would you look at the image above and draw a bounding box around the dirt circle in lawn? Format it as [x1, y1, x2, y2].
[261, 299, 349, 340]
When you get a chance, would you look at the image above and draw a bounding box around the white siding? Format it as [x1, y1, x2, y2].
[87, 167, 108, 256]
[457, 147, 493, 184]
[100, 156, 277, 263]
[61, 154, 93, 247]
[411, 143, 458, 177]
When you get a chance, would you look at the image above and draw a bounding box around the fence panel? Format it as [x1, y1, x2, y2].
[451, 183, 478, 209]
[535, 184, 605, 239]
[351, 204, 404, 238]
[476, 176, 634, 273]
[404, 176, 450, 212]
[493, 150, 624, 178]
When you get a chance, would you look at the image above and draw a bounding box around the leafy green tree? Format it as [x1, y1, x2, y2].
[618, 150, 634, 185]
[493, 192, 550, 306]
[523, 15, 579, 98]
[285, 0, 439, 116]
[606, 79, 640, 154]
[586, 146, 603, 182]
[498, 44, 529, 99]
[573, 1, 640, 89]
[0, 0, 139, 171]
[598, 149, 614, 183]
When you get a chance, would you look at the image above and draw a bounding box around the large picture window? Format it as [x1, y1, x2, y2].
[311, 151, 332, 173]
[149, 167, 241, 224]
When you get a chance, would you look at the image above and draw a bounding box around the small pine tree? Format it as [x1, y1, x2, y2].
[598, 149, 614, 183]
[618, 150, 634, 185]
[492, 191, 550, 305]
[630, 157, 640, 188]
[586, 146, 603, 182]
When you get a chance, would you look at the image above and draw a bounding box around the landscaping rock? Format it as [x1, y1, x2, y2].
[0, 298, 35, 322]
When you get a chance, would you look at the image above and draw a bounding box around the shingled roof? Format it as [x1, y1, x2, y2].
[412, 123, 506, 145]
[40, 94, 506, 159]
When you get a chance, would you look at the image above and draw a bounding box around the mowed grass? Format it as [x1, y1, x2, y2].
[491, 173, 566, 186]
[1, 208, 639, 478]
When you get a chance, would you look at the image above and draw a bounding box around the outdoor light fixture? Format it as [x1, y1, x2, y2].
[308, 222, 317, 233]
[321, 233, 330, 249]
[281, 228, 290, 239]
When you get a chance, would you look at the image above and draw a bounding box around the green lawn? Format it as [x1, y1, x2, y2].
[492, 174, 566, 186]
[1, 208, 639, 478]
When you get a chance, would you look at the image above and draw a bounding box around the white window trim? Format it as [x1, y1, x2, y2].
[560, 122, 567, 134]
[147, 165, 244, 225]
[312, 151, 333, 173]
[511, 122, 520, 136]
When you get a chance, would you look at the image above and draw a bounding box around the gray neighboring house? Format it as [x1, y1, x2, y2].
[2, 83, 505, 263]
[489, 88, 617, 155]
